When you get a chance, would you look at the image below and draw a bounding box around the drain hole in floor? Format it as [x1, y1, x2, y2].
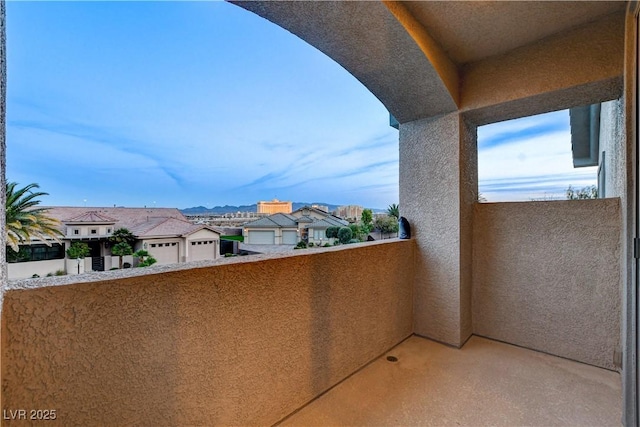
[386, 356, 398, 362]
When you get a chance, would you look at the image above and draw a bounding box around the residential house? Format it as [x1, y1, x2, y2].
[7, 207, 221, 279]
[243, 206, 349, 245]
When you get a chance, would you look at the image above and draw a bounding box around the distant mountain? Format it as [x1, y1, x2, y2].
[182, 202, 349, 215]
[181, 204, 258, 215]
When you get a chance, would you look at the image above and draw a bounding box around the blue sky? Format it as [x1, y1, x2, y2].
[6, 1, 595, 209]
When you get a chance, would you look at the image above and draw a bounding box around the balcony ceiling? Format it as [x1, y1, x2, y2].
[403, 1, 626, 65]
[232, 1, 626, 124]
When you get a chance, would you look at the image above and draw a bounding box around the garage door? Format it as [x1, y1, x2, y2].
[282, 230, 297, 245]
[149, 242, 179, 265]
[248, 230, 275, 244]
[190, 240, 217, 262]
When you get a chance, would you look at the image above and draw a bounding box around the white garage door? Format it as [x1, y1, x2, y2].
[149, 242, 179, 265]
[190, 240, 216, 262]
[282, 230, 297, 245]
[248, 230, 275, 244]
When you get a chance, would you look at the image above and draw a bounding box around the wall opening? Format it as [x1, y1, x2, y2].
[477, 108, 600, 202]
[5, 1, 399, 279]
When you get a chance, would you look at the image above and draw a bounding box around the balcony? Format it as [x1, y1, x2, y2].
[283, 335, 621, 426]
[1, 199, 622, 425]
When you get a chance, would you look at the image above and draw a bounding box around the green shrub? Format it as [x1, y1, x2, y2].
[66, 242, 90, 259]
[323, 243, 331, 247]
[138, 257, 157, 267]
[337, 227, 353, 244]
[55, 269, 66, 276]
[325, 226, 339, 239]
[308, 242, 315, 247]
[295, 241, 307, 249]
[31, 274, 40, 278]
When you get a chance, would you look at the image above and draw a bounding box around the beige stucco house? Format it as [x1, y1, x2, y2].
[7, 207, 221, 279]
[243, 205, 348, 245]
[3, 2, 640, 426]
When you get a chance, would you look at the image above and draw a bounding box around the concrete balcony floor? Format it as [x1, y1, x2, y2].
[281, 335, 621, 426]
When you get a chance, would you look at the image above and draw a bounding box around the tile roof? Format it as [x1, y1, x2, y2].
[304, 217, 350, 229]
[133, 217, 219, 238]
[64, 211, 118, 223]
[244, 213, 298, 228]
[42, 206, 194, 239]
[244, 211, 349, 230]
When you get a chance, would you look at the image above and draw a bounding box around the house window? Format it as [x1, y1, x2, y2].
[171, 243, 177, 246]
[73, 229, 80, 235]
[151, 244, 157, 248]
[191, 242, 196, 246]
[90, 228, 98, 235]
[107, 228, 112, 234]
[6, 244, 65, 263]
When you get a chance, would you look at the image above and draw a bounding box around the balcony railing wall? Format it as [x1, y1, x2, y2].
[1, 240, 414, 426]
[473, 199, 621, 369]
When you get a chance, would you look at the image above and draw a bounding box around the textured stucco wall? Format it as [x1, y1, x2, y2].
[599, 97, 625, 198]
[462, 12, 624, 126]
[399, 113, 475, 347]
[2, 240, 413, 426]
[473, 200, 621, 369]
[620, 7, 636, 424]
[7, 259, 65, 280]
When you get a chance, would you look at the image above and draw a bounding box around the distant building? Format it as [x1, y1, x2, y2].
[243, 206, 348, 245]
[333, 205, 364, 221]
[311, 204, 329, 213]
[257, 199, 292, 214]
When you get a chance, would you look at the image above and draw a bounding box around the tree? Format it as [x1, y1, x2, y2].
[349, 223, 364, 241]
[111, 242, 133, 269]
[325, 226, 339, 239]
[360, 209, 373, 236]
[109, 228, 136, 246]
[66, 242, 90, 259]
[375, 215, 399, 238]
[566, 185, 597, 200]
[136, 250, 157, 267]
[360, 209, 373, 235]
[337, 226, 353, 244]
[387, 203, 399, 219]
[6, 182, 62, 252]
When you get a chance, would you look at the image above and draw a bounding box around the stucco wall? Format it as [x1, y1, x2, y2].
[599, 97, 625, 198]
[473, 200, 621, 369]
[7, 259, 65, 280]
[399, 113, 475, 347]
[2, 240, 413, 426]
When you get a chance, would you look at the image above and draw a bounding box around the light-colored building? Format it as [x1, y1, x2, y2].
[7, 207, 221, 279]
[333, 205, 363, 221]
[257, 198, 292, 214]
[244, 206, 348, 245]
[311, 204, 329, 213]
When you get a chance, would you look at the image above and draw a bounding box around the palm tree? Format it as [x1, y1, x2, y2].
[387, 203, 399, 219]
[111, 242, 133, 269]
[6, 182, 62, 252]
